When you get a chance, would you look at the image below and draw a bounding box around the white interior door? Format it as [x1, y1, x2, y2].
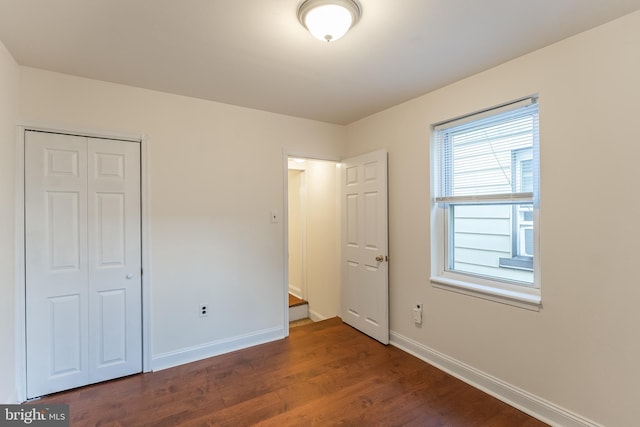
[87, 137, 141, 383]
[341, 150, 389, 344]
[25, 130, 142, 398]
[25, 132, 89, 397]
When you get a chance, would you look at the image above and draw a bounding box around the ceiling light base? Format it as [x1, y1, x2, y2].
[297, 0, 362, 42]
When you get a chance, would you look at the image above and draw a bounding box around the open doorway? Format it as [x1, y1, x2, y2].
[286, 156, 341, 325]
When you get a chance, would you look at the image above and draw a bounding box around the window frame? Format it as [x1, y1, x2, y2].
[498, 148, 534, 271]
[430, 97, 541, 310]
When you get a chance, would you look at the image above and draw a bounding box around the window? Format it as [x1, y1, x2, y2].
[430, 97, 540, 309]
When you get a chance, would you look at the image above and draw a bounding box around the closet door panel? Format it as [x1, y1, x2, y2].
[88, 138, 142, 383]
[25, 131, 90, 398]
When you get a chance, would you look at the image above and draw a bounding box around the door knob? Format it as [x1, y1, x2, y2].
[126, 274, 134, 279]
[375, 255, 385, 262]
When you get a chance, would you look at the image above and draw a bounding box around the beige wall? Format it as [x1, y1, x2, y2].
[302, 159, 340, 320]
[18, 67, 346, 361]
[346, 11, 640, 426]
[0, 40, 19, 403]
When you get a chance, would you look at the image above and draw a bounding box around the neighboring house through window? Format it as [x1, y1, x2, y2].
[430, 97, 541, 309]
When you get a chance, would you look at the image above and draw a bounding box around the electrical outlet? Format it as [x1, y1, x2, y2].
[413, 304, 422, 325]
[200, 304, 208, 317]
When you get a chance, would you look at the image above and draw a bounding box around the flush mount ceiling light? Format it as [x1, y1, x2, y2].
[297, 0, 362, 43]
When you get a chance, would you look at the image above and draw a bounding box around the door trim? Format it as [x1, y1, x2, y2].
[14, 125, 152, 402]
[281, 149, 341, 336]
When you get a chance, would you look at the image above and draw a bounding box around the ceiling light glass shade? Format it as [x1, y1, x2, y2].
[298, 0, 361, 42]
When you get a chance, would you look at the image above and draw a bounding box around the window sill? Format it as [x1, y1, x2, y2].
[430, 276, 541, 311]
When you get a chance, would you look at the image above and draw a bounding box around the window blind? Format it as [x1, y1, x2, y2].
[435, 98, 539, 204]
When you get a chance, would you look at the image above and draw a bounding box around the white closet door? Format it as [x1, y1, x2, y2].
[25, 131, 141, 398]
[25, 132, 90, 398]
[87, 137, 141, 383]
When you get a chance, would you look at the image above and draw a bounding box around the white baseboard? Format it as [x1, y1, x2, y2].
[152, 326, 285, 371]
[308, 309, 329, 322]
[390, 331, 602, 427]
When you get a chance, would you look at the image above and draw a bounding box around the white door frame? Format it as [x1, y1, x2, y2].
[281, 149, 340, 336]
[14, 124, 152, 402]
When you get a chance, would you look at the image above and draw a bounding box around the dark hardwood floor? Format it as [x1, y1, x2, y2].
[33, 318, 547, 426]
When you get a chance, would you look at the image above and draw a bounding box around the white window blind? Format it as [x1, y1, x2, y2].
[434, 97, 539, 205]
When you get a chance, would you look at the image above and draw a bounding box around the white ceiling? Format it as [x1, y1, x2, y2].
[1, 0, 639, 125]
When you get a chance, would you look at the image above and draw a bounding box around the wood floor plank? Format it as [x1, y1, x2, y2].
[31, 317, 548, 426]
